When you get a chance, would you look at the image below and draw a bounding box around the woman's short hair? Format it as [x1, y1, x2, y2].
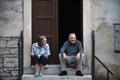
[37, 35, 46, 43]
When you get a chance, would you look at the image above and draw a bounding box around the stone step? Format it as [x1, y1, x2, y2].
[24, 64, 90, 75]
[22, 75, 92, 80]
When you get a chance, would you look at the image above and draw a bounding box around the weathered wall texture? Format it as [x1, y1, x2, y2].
[0, 0, 23, 37]
[0, 37, 19, 80]
[92, 0, 120, 80]
[0, 0, 23, 80]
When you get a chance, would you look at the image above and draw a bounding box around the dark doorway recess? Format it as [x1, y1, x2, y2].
[59, 0, 83, 49]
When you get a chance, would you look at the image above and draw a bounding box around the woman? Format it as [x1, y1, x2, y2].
[31, 35, 50, 77]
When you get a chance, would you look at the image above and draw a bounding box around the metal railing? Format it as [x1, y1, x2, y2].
[92, 31, 113, 80]
[18, 31, 23, 80]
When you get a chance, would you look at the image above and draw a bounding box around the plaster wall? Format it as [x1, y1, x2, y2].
[0, 0, 23, 37]
[92, 0, 120, 79]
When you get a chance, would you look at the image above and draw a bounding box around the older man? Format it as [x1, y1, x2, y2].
[59, 33, 83, 76]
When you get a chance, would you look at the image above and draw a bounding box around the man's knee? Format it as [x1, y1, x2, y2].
[81, 53, 86, 66]
[59, 53, 61, 56]
[59, 53, 63, 58]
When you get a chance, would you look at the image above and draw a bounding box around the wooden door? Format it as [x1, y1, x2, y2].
[32, 0, 58, 64]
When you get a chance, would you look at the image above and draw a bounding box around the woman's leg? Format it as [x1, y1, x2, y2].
[39, 64, 44, 76]
[34, 64, 40, 73]
[34, 55, 40, 76]
[39, 55, 48, 75]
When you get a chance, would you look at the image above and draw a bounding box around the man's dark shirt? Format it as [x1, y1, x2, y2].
[60, 40, 83, 56]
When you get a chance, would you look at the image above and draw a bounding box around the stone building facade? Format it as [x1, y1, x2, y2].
[0, 0, 120, 80]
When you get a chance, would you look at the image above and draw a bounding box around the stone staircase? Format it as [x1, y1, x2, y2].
[22, 75, 92, 80]
[22, 64, 92, 80]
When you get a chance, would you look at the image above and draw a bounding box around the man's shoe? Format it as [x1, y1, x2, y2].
[76, 71, 83, 76]
[59, 71, 67, 76]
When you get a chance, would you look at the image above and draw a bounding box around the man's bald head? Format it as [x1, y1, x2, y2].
[68, 33, 77, 44]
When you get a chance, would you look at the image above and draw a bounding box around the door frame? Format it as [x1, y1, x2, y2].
[23, 0, 92, 74]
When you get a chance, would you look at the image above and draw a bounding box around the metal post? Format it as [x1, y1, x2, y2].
[18, 31, 23, 80]
[107, 71, 109, 80]
[18, 41, 20, 80]
[92, 30, 95, 80]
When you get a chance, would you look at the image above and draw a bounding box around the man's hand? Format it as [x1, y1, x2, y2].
[63, 53, 67, 60]
[76, 53, 80, 60]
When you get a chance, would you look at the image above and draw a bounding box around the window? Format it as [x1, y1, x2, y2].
[114, 23, 120, 53]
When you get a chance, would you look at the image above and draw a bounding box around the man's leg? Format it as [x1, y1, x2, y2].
[76, 54, 83, 76]
[76, 57, 82, 71]
[59, 54, 67, 71]
[59, 54, 67, 76]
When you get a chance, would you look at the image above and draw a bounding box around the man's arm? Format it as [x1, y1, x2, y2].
[77, 40, 83, 54]
[76, 40, 83, 60]
[60, 41, 68, 60]
[60, 41, 68, 55]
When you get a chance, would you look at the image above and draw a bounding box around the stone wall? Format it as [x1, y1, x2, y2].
[0, 37, 19, 80]
[0, 0, 23, 80]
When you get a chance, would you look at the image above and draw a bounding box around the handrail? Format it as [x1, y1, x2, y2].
[95, 56, 113, 75]
[95, 55, 113, 80]
[92, 30, 113, 80]
[18, 31, 23, 80]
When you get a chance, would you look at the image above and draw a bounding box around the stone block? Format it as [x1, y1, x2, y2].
[0, 77, 18, 80]
[0, 68, 3, 72]
[7, 41, 18, 48]
[0, 41, 6, 47]
[0, 48, 10, 55]
[9, 48, 18, 54]
[11, 71, 18, 77]
[3, 68, 9, 72]
[4, 58, 18, 67]
[0, 72, 10, 77]
[0, 58, 2, 63]
[0, 37, 11, 41]
[0, 63, 3, 68]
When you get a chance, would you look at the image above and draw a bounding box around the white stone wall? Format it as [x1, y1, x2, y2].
[92, 0, 120, 80]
